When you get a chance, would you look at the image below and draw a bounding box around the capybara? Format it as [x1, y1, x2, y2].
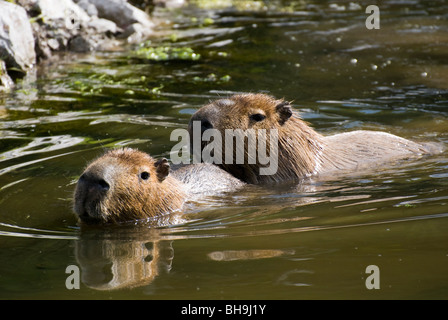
[188, 93, 441, 184]
[73, 148, 244, 224]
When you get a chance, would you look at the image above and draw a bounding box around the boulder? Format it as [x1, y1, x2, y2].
[37, 0, 91, 25]
[88, 18, 121, 35]
[75, 0, 99, 16]
[0, 1, 36, 72]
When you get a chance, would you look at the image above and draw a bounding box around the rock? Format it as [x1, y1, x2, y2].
[0, 0, 157, 88]
[122, 22, 149, 43]
[0, 1, 36, 72]
[33, 0, 111, 55]
[29, 0, 89, 57]
[75, 0, 98, 16]
[153, 0, 186, 9]
[33, 0, 152, 50]
[37, 0, 90, 26]
[88, 18, 121, 35]
[0, 60, 14, 90]
[68, 34, 96, 52]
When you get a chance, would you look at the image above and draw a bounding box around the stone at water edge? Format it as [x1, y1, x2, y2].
[0, 1, 36, 73]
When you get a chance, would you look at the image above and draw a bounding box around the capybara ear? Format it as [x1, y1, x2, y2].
[276, 101, 293, 125]
[155, 158, 170, 182]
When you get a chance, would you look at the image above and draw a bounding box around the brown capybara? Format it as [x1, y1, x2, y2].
[73, 148, 243, 224]
[188, 93, 442, 184]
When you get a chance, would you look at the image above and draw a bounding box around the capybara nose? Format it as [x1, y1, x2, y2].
[78, 173, 110, 192]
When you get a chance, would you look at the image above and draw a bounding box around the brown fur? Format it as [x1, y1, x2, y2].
[73, 148, 244, 224]
[189, 93, 440, 184]
[73, 148, 186, 224]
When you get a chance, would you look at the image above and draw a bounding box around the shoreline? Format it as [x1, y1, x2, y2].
[0, 0, 184, 90]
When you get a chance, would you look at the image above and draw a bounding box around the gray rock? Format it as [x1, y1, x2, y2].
[68, 34, 97, 52]
[88, 0, 154, 30]
[121, 22, 149, 43]
[0, 0, 156, 86]
[34, 0, 107, 54]
[153, 0, 186, 9]
[37, 0, 90, 26]
[75, 0, 99, 16]
[0, 1, 36, 72]
[0, 60, 14, 90]
[88, 18, 121, 35]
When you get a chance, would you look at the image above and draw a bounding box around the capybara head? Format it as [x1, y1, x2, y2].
[188, 93, 324, 183]
[73, 148, 185, 224]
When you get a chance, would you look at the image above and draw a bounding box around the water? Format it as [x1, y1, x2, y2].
[1, 0, 447, 299]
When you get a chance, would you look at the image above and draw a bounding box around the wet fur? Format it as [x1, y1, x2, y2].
[189, 93, 441, 184]
[73, 148, 243, 224]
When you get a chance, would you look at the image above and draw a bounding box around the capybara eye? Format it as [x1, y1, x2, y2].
[250, 113, 266, 122]
[140, 171, 150, 180]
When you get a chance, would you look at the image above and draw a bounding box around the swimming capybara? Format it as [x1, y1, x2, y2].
[73, 148, 243, 224]
[188, 93, 441, 184]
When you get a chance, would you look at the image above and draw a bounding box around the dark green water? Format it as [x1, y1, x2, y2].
[1, 0, 447, 299]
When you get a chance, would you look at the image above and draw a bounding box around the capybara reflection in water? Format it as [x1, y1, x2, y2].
[73, 148, 243, 224]
[189, 93, 441, 184]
